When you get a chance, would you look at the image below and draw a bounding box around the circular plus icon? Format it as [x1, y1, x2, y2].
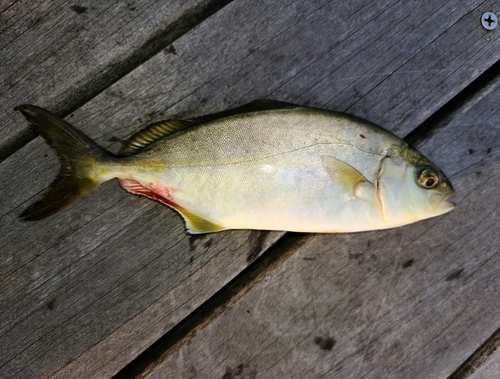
[482, 12, 498, 30]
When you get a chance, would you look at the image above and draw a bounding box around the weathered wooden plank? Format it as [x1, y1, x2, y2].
[468, 345, 500, 379]
[1, 0, 500, 378]
[448, 327, 500, 378]
[63, 0, 500, 141]
[0, 0, 231, 162]
[0, 1, 17, 14]
[143, 75, 500, 378]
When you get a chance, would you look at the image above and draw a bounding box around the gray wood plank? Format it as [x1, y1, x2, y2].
[468, 347, 500, 379]
[1, 0, 500, 378]
[448, 327, 500, 378]
[0, 1, 17, 13]
[143, 74, 500, 378]
[0, 0, 228, 162]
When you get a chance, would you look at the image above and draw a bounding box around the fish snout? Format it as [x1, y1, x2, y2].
[429, 192, 455, 213]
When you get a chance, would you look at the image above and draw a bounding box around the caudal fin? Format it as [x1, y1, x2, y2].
[15, 105, 116, 221]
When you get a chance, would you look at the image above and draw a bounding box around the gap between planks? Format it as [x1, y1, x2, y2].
[113, 233, 314, 379]
[0, 0, 234, 164]
[112, 58, 500, 379]
[449, 326, 500, 379]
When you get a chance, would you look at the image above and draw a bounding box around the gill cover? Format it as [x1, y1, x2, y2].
[376, 152, 455, 226]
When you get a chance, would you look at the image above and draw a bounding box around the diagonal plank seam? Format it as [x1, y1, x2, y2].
[258, 215, 457, 379]
[105, 0, 329, 125]
[406, 58, 500, 146]
[241, 220, 444, 379]
[109, 54, 500, 379]
[356, 1, 491, 122]
[0, 0, 234, 164]
[111, 233, 314, 379]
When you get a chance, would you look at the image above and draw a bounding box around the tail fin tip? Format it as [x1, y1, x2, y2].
[16, 105, 114, 220]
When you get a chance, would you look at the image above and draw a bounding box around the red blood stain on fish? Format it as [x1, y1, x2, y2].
[360, 134, 366, 139]
[119, 179, 183, 209]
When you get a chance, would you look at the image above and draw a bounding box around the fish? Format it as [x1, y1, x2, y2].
[15, 100, 455, 234]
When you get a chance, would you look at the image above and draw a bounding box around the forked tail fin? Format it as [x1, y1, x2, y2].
[15, 105, 116, 220]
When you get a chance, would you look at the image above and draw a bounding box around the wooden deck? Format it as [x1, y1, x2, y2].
[1, 1, 499, 378]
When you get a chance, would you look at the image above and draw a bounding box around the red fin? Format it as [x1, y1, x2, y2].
[119, 179, 183, 209]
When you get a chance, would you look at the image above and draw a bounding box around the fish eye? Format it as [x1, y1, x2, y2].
[417, 168, 439, 189]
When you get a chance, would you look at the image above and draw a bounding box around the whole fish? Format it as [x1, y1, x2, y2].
[15, 101, 454, 234]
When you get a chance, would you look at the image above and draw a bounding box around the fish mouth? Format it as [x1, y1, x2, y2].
[416, 193, 455, 221]
[429, 193, 456, 214]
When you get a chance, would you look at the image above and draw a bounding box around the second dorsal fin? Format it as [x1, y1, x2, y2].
[119, 119, 198, 155]
[120, 100, 299, 155]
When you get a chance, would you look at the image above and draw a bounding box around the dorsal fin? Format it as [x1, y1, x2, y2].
[190, 100, 298, 124]
[119, 119, 197, 155]
[120, 100, 299, 155]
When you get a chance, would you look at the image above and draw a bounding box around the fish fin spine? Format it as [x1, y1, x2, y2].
[15, 105, 116, 220]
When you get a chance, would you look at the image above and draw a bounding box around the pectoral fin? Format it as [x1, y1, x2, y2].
[321, 155, 372, 197]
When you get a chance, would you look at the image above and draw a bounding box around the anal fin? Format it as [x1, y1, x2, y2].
[119, 179, 225, 234]
[177, 208, 226, 234]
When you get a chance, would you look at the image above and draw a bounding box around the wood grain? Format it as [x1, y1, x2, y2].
[1, 0, 500, 378]
[449, 326, 500, 378]
[0, 0, 231, 162]
[141, 74, 500, 378]
[467, 340, 500, 379]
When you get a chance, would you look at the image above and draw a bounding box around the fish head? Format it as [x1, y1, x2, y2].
[376, 146, 455, 227]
